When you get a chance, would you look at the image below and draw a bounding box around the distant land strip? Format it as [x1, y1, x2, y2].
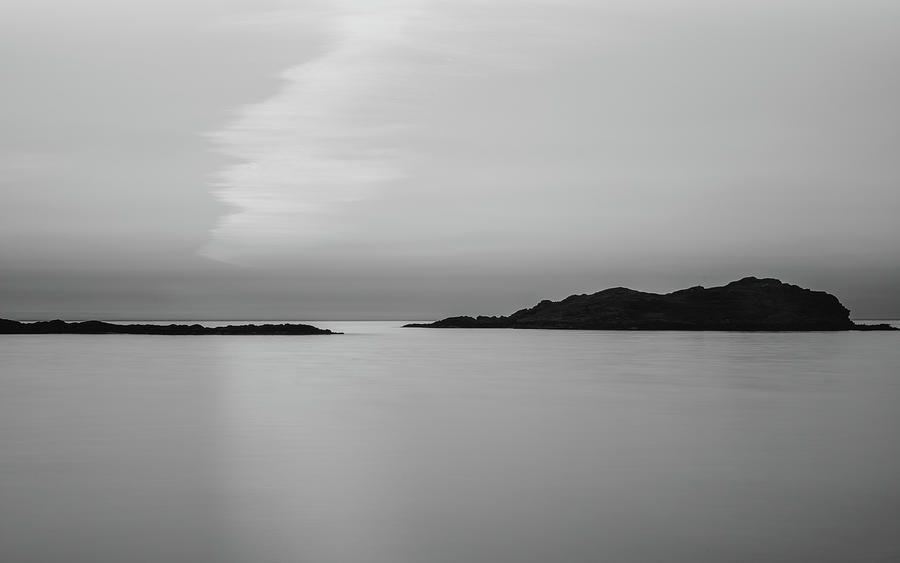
[406, 277, 897, 331]
[0, 319, 337, 335]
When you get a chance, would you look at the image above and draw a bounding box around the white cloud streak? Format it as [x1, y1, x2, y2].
[202, 0, 427, 264]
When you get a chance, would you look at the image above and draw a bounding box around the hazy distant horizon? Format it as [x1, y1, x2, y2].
[5, 273, 899, 322]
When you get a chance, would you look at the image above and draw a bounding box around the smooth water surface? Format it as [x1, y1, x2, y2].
[2, 322, 899, 562]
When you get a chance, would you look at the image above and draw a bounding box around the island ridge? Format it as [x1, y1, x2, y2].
[406, 277, 897, 331]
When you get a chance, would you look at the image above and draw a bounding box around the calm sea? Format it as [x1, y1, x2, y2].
[2, 321, 899, 563]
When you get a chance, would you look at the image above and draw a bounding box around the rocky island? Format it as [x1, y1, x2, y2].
[0, 319, 337, 335]
[406, 277, 897, 331]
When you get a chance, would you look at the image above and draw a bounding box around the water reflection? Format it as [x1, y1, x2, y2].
[218, 324, 900, 563]
[0, 336, 236, 563]
[2, 325, 899, 562]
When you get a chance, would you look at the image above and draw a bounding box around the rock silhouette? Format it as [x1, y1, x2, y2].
[406, 277, 897, 331]
[0, 319, 337, 335]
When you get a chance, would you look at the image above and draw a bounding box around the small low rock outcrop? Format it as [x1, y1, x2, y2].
[0, 319, 337, 335]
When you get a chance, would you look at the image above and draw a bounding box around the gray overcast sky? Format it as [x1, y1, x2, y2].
[2, 0, 899, 319]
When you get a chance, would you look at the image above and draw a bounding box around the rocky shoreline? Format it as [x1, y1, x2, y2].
[406, 277, 897, 331]
[0, 319, 337, 335]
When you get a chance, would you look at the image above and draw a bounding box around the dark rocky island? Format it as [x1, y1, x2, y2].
[0, 319, 337, 335]
[406, 277, 897, 331]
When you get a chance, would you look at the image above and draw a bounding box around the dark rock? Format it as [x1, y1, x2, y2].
[405, 277, 897, 331]
[851, 323, 898, 331]
[0, 319, 338, 335]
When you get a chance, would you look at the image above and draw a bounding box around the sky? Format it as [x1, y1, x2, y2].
[2, 0, 899, 319]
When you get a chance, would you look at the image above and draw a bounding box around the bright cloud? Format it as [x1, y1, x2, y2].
[202, 0, 428, 263]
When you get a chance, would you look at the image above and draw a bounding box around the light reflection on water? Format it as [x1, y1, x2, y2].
[2, 322, 899, 563]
